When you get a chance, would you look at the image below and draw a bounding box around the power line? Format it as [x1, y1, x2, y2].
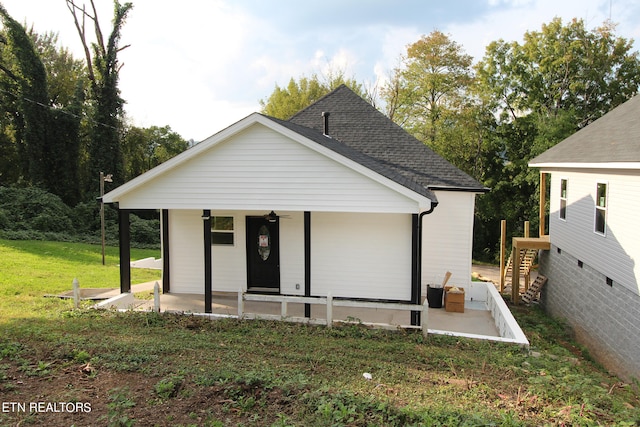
[0, 87, 119, 130]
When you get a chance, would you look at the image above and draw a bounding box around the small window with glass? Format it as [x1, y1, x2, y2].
[211, 216, 234, 245]
[559, 179, 567, 220]
[595, 183, 607, 235]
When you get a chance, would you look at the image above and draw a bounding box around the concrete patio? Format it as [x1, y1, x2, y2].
[135, 289, 500, 337]
[88, 263, 529, 345]
[91, 282, 530, 347]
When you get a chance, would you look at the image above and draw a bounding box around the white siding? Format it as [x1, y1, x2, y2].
[168, 209, 305, 295]
[117, 124, 421, 213]
[548, 170, 640, 294]
[310, 212, 413, 300]
[166, 196, 476, 301]
[421, 191, 475, 295]
[168, 210, 204, 294]
[278, 211, 305, 296]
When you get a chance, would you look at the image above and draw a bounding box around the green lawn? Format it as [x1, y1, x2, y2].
[0, 239, 160, 320]
[0, 240, 638, 426]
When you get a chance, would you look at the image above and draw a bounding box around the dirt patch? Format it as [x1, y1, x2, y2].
[0, 362, 297, 426]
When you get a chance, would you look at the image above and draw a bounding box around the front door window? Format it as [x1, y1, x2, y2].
[258, 225, 271, 261]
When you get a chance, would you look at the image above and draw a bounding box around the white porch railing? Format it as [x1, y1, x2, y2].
[93, 282, 529, 347]
[238, 291, 429, 337]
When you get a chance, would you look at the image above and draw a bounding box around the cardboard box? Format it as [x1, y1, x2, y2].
[444, 286, 465, 313]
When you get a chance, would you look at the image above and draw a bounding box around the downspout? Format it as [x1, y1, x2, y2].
[411, 200, 438, 326]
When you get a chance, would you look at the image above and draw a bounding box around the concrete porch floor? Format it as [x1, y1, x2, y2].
[128, 284, 500, 337]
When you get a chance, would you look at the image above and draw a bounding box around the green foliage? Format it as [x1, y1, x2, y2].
[0, 186, 73, 232]
[384, 31, 474, 144]
[260, 71, 365, 119]
[104, 387, 136, 427]
[67, 0, 133, 194]
[129, 214, 160, 245]
[154, 375, 184, 400]
[0, 10, 85, 204]
[122, 125, 188, 180]
[477, 18, 640, 125]
[0, 186, 160, 246]
[471, 18, 640, 261]
[0, 5, 49, 187]
[29, 30, 86, 109]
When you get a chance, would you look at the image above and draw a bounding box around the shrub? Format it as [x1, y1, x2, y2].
[0, 186, 73, 232]
[0, 186, 160, 248]
[129, 215, 160, 245]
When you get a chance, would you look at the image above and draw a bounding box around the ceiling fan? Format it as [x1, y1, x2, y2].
[263, 210, 291, 222]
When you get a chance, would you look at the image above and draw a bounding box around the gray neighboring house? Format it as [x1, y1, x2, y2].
[529, 95, 640, 381]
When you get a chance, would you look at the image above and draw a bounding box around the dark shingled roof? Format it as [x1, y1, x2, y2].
[530, 94, 640, 165]
[265, 85, 487, 198]
[265, 115, 438, 201]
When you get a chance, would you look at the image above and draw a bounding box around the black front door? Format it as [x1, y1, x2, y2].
[246, 216, 280, 292]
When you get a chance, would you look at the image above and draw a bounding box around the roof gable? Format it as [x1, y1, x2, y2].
[530, 95, 640, 167]
[104, 86, 486, 209]
[104, 114, 433, 211]
[287, 85, 487, 192]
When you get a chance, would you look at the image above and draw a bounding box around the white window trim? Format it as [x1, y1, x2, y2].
[559, 177, 568, 221]
[594, 181, 608, 237]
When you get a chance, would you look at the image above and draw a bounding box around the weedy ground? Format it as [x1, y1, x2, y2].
[0, 239, 638, 426]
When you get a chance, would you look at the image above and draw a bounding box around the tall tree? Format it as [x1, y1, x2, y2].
[0, 5, 48, 186]
[0, 7, 84, 204]
[383, 31, 474, 146]
[29, 30, 86, 108]
[473, 18, 640, 261]
[260, 71, 365, 120]
[67, 0, 132, 192]
[122, 125, 188, 180]
[477, 18, 640, 129]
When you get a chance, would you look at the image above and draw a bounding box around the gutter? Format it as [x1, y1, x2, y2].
[418, 200, 438, 289]
[412, 200, 438, 325]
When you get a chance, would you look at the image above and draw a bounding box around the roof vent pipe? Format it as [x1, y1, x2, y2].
[322, 111, 330, 136]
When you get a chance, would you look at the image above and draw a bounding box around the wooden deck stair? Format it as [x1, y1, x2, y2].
[503, 248, 538, 287]
[520, 274, 547, 305]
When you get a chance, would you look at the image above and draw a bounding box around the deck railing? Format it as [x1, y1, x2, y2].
[94, 282, 529, 347]
[238, 291, 429, 337]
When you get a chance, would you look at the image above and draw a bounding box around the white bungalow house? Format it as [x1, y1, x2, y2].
[103, 85, 487, 325]
[529, 94, 640, 381]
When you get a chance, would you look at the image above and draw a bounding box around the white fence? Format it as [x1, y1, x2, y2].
[93, 282, 529, 347]
[237, 291, 429, 337]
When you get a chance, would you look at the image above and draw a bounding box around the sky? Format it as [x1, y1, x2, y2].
[2, 0, 640, 142]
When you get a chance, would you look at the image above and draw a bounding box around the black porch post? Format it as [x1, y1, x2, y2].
[119, 208, 131, 293]
[304, 211, 311, 318]
[410, 213, 420, 326]
[161, 209, 170, 293]
[203, 210, 212, 313]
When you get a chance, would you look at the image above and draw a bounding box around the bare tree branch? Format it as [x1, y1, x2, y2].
[89, 0, 106, 58]
[65, 0, 95, 82]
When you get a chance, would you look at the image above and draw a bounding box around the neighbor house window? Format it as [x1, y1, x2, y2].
[559, 179, 568, 220]
[595, 183, 607, 235]
[212, 216, 234, 245]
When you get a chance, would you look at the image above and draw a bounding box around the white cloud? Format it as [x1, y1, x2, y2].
[446, 0, 638, 63]
[2, 0, 639, 142]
